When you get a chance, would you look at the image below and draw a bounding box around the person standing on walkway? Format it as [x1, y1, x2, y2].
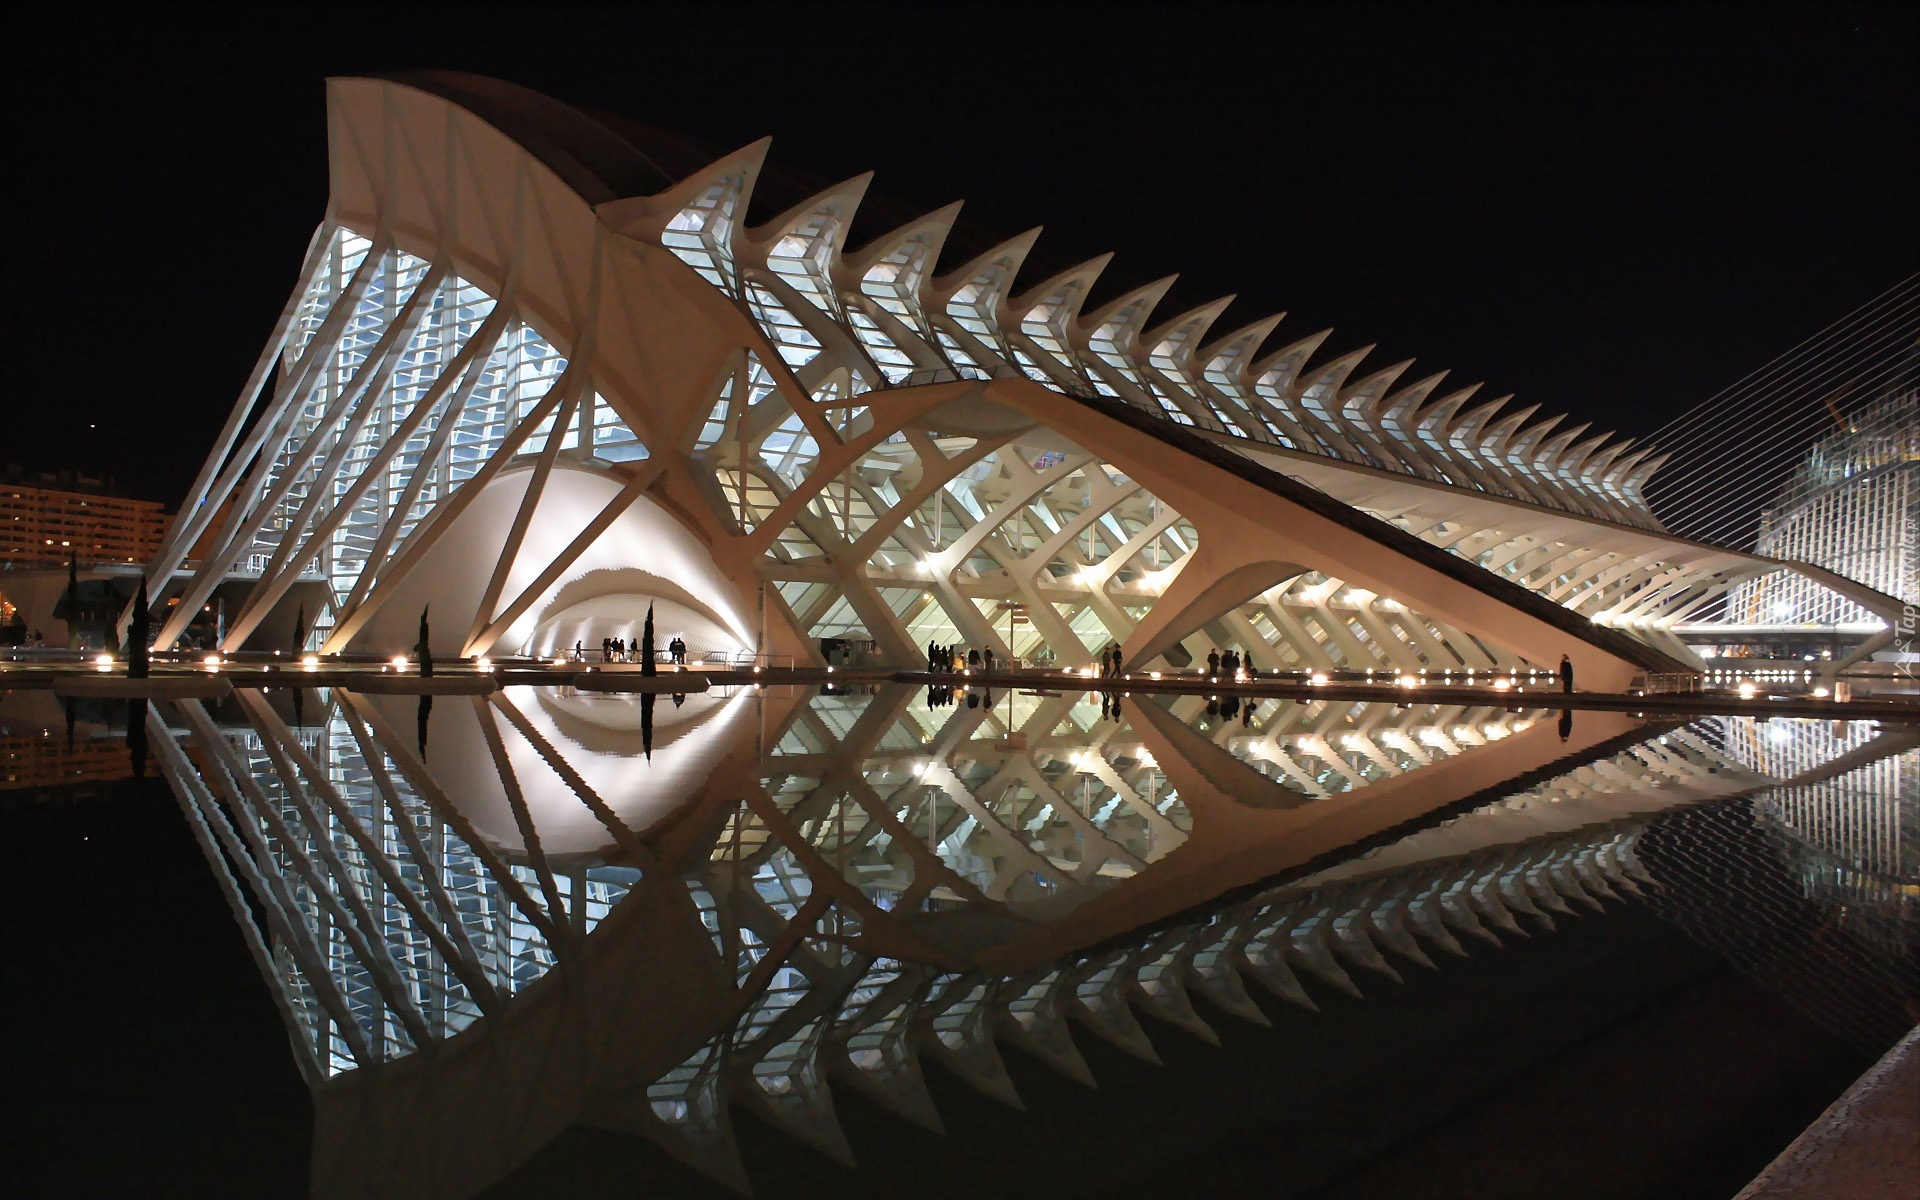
[983, 645, 995, 673]
[1207, 648, 1221, 679]
[1559, 653, 1574, 693]
[1110, 645, 1122, 677]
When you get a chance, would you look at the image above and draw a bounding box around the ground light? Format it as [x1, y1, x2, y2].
[202, 654, 222, 671]
[94, 653, 113, 671]
[302, 655, 319, 671]
[390, 656, 409, 671]
[476, 656, 492, 672]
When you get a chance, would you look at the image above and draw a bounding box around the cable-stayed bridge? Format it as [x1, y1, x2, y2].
[1648, 273, 1917, 664]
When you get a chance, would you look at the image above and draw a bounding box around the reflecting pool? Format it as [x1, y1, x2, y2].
[9, 683, 1916, 1198]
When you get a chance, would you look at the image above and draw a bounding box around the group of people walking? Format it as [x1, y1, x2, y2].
[584, 635, 689, 664]
[927, 642, 996, 673]
[924, 642, 1130, 677]
[1204, 647, 1255, 680]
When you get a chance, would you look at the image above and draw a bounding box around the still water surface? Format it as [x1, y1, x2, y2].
[8, 683, 1916, 1198]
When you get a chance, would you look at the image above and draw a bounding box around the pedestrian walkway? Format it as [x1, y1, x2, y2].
[1733, 1024, 1920, 1200]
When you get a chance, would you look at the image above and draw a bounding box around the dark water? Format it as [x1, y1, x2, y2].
[8, 686, 1915, 1199]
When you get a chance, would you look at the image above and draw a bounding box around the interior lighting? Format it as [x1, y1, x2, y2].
[1493, 678, 1512, 691]
[301, 655, 319, 671]
[1737, 681, 1757, 699]
[94, 653, 113, 671]
[1397, 675, 1418, 687]
[1812, 686, 1830, 698]
[1310, 673, 1329, 686]
[476, 656, 492, 672]
[202, 654, 222, 671]
[1149, 671, 1161, 680]
[392, 656, 410, 671]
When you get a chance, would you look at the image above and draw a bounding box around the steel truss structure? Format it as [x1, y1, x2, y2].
[146, 74, 1903, 685]
[149, 682, 1912, 1197]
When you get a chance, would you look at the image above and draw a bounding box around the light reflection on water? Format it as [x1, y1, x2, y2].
[13, 682, 1906, 1199]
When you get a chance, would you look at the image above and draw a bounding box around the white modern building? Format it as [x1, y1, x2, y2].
[142, 73, 1907, 687]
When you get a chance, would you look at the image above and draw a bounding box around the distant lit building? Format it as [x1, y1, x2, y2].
[1729, 394, 1917, 628]
[0, 471, 168, 568]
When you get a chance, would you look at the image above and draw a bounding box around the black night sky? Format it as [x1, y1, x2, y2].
[14, 2, 1917, 510]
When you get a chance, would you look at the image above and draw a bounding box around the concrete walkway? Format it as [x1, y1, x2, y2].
[1734, 1024, 1920, 1200]
[3, 661, 1916, 721]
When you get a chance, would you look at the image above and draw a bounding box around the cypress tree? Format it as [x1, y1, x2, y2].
[129, 576, 151, 680]
[641, 603, 656, 677]
[66, 551, 80, 649]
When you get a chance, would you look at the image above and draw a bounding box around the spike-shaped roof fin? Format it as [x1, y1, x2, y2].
[747, 173, 873, 313]
[1082, 276, 1180, 347]
[1251, 328, 1335, 399]
[847, 200, 964, 330]
[1341, 359, 1415, 421]
[601, 137, 772, 296]
[1198, 313, 1287, 389]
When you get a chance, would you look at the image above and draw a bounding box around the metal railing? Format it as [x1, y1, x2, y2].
[1630, 672, 1704, 695]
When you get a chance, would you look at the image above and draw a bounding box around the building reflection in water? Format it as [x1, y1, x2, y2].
[116, 682, 1916, 1199]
